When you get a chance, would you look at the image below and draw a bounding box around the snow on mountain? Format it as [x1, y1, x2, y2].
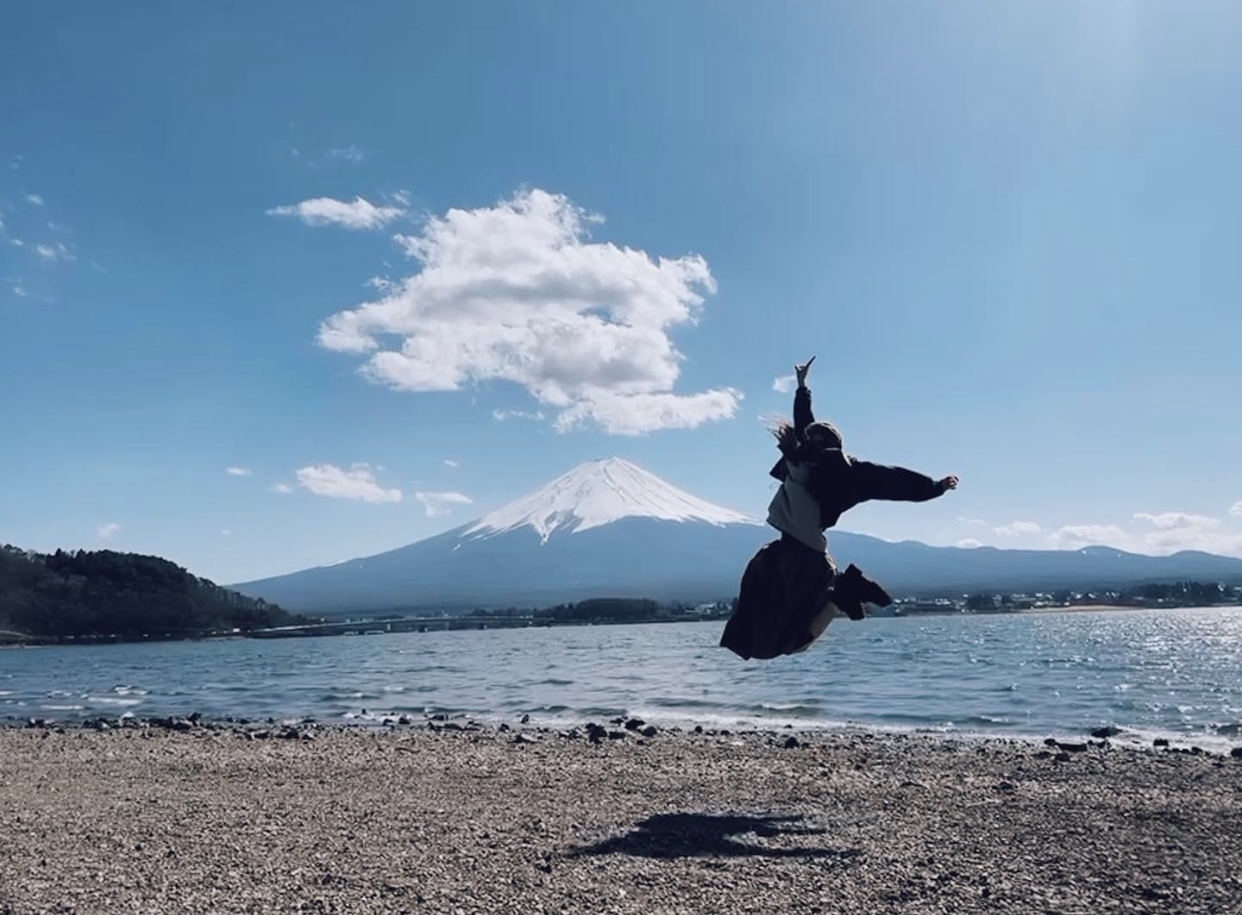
[462, 457, 760, 543]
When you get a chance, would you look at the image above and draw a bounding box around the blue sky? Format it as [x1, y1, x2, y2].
[2, 1, 1240, 584]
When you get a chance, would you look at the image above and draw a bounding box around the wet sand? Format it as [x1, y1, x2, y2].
[1, 720, 1240, 914]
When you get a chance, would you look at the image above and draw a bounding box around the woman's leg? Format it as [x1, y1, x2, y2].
[829, 564, 893, 620]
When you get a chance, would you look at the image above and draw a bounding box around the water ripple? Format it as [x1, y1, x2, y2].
[1, 607, 1239, 748]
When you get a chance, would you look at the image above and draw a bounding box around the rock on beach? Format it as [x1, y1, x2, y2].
[1, 724, 1240, 914]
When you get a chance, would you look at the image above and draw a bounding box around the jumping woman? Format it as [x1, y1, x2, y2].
[720, 356, 959, 660]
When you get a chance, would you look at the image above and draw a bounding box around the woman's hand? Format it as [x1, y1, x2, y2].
[794, 356, 815, 388]
[938, 475, 959, 492]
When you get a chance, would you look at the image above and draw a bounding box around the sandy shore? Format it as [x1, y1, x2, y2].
[2, 720, 1240, 915]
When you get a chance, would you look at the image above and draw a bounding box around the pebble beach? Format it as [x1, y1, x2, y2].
[2, 717, 1241, 914]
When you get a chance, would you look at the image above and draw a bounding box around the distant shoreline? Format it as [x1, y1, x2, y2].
[3, 602, 1241, 648]
[1024, 603, 1146, 613]
[1016, 603, 1240, 614]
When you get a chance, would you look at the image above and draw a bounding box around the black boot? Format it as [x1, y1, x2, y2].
[830, 565, 893, 621]
[841, 564, 892, 607]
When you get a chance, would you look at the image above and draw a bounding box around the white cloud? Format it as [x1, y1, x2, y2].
[493, 409, 546, 422]
[958, 517, 987, 526]
[993, 520, 1042, 537]
[12, 284, 26, 298]
[267, 196, 405, 230]
[96, 522, 120, 540]
[1133, 511, 1220, 530]
[1231, 501, 1242, 519]
[296, 463, 401, 503]
[1141, 525, 1242, 557]
[325, 145, 365, 163]
[443, 459, 459, 468]
[34, 242, 74, 263]
[1049, 513, 1242, 558]
[221, 529, 233, 536]
[554, 389, 741, 435]
[268, 483, 294, 494]
[1130, 511, 1241, 557]
[317, 188, 742, 435]
[25, 194, 43, 206]
[226, 466, 252, 477]
[414, 490, 473, 518]
[772, 375, 795, 394]
[1048, 524, 1131, 551]
[956, 538, 984, 549]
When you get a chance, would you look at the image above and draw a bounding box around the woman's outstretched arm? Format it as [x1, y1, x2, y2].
[793, 356, 815, 435]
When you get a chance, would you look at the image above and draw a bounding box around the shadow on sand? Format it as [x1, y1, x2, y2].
[566, 812, 860, 861]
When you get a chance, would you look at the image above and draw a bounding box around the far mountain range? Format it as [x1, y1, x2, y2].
[232, 458, 1242, 615]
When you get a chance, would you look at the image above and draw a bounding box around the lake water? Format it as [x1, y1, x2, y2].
[3, 607, 1241, 751]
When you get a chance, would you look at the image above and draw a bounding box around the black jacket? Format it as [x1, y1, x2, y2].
[768, 386, 945, 531]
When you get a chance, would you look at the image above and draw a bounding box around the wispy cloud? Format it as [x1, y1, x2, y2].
[956, 538, 984, 549]
[443, 459, 459, 468]
[772, 375, 795, 394]
[414, 490, 472, 518]
[993, 520, 1042, 537]
[221, 529, 233, 537]
[11, 284, 26, 298]
[225, 466, 252, 477]
[268, 483, 294, 494]
[317, 188, 741, 435]
[325, 145, 365, 163]
[96, 522, 120, 540]
[34, 242, 74, 263]
[1049, 510, 1242, 558]
[295, 463, 401, 503]
[1048, 524, 1130, 551]
[1231, 500, 1242, 519]
[492, 409, 546, 422]
[267, 196, 405, 230]
[1133, 511, 1220, 530]
[25, 193, 43, 206]
[958, 517, 987, 526]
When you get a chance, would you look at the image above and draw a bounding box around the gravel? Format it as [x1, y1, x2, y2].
[1, 719, 1240, 914]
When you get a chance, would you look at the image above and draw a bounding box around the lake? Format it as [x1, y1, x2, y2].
[3, 606, 1240, 750]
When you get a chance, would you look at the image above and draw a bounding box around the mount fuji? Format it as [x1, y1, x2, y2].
[231, 457, 1242, 615]
[232, 458, 770, 614]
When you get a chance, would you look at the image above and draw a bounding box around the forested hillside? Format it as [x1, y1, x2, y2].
[0, 545, 308, 642]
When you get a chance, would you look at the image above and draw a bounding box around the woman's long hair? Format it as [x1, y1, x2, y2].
[769, 418, 801, 461]
[768, 417, 843, 464]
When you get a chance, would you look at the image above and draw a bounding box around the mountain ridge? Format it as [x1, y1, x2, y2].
[231, 457, 1242, 614]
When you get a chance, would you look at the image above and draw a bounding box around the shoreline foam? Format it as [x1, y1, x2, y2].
[6, 708, 1240, 759]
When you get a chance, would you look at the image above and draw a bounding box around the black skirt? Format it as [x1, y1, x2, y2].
[719, 535, 838, 660]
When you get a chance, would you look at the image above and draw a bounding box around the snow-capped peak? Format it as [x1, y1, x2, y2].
[461, 457, 760, 543]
